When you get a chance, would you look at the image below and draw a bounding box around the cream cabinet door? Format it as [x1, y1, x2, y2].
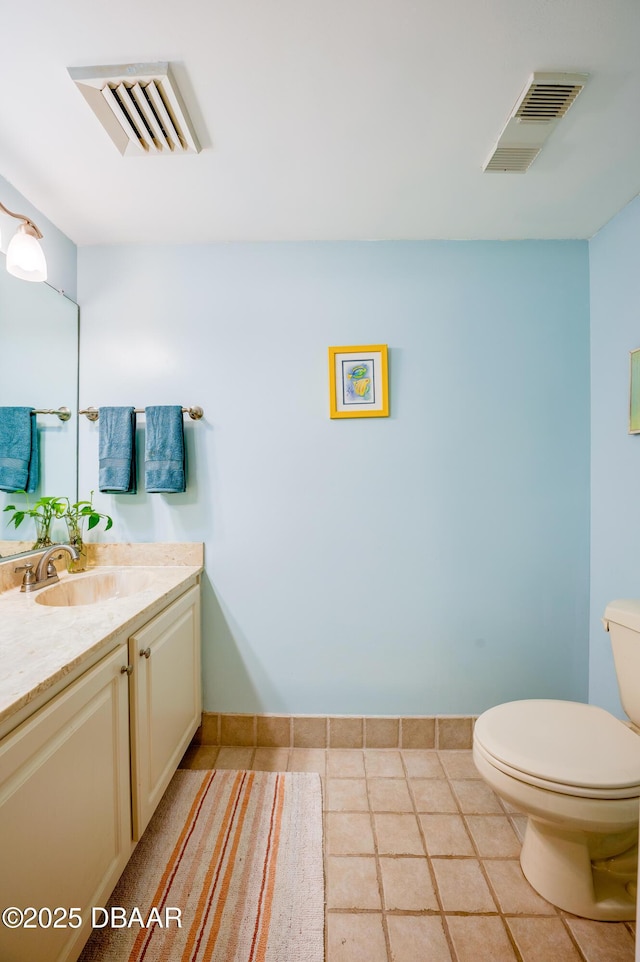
[0, 644, 132, 962]
[129, 585, 201, 839]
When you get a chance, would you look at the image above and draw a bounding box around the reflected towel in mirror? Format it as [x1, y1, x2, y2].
[0, 406, 38, 493]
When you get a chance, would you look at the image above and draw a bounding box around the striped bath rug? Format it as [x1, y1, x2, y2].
[79, 769, 324, 962]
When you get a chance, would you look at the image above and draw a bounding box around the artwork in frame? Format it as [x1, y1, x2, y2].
[630, 348, 640, 434]
[328, 344, 389, 419]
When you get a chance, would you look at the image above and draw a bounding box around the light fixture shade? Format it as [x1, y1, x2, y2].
[6, 224, 47, 282]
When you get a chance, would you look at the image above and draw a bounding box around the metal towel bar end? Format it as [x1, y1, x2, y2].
[30, 407, 72, 422]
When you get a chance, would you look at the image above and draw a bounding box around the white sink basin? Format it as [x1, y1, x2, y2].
[35, 570, 156, 607]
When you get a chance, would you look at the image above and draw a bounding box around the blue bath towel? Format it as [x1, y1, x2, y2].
[145, 406, 186, 493]
[0, 407, 39, 493]
[98, 406, 137, 493]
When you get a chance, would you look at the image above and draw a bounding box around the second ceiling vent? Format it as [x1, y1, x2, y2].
[68, 62, 200, 156]
[483, 72, 588, 173]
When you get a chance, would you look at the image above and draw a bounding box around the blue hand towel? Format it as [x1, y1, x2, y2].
[0, 407, 39, 493]
[98, 407, 137, 493]
[145, 406, 186, 493]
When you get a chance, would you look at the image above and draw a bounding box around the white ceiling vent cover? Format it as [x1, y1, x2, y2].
[68, 62, 200, 156]
[483, 71, 588, 173]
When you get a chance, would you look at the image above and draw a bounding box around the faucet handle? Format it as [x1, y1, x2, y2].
[14, 562, 36, 591]
[46, 554, 64, 576]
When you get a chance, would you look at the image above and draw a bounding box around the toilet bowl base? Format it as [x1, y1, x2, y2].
[520, 817, 637, 921]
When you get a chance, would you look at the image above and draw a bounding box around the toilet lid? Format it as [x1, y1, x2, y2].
[474, 700, 640, 795]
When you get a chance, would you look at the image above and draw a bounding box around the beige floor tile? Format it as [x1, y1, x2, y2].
[465, 814, 521, 857]
[507, 918, 583, 961]
[251, 747, 289, 771]
[446, 916, 517, 962]
[287, 748, 326, 774]
[326, 777, 369, 811]
[451, 778, 504, 813]
[387, 915, 453, 962]
[326, 856, 381, 909]
[213, 746, 254, 769]
[411, 778, 458, 813]
[565, 918, 635, 962]
[326, 913, 388, 962]
[483, 860, 556, 915]
[374, 813, 425, 855]
[367, 777, 413, 812]
[431, 859, 496, 912]
[327, 749, 366, 777]
[326, 812, 375, 855]
[179, 744, 219, 769]
[419, 813, 474, 856]
[379, 856, 439, 911]
[403, 750, 445, 778]
[437, 750, 480, 779]
[364, 749, 405, 777]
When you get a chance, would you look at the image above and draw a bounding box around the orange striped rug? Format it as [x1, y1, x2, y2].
[78, 770, 324, 962]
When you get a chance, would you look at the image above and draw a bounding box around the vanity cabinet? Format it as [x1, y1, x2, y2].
[0, 644, 132, 962]
[129, 584, 201, 839]
[0, 579, 201, 962]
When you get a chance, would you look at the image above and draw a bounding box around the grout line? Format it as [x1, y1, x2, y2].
[402, 749, 457, 962]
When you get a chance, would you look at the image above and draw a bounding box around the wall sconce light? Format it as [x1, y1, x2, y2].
[0, 200, 47, 283]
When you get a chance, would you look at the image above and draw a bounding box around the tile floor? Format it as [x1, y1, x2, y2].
[179, 744, 637, 962]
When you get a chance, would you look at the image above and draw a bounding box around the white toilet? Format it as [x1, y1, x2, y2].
[473, 598, 640, 921]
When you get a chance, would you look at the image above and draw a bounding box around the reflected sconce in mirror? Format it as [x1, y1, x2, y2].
[0, 201, 47, 283]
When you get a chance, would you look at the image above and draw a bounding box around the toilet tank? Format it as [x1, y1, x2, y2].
[603, 599, 640, 728]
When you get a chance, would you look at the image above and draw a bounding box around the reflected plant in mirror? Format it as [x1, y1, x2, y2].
[3, 494, 66, 548]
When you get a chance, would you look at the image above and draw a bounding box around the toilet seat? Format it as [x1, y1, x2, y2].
[474, 700, 640, 800]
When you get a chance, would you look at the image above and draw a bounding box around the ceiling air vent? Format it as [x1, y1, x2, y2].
[483, 72, 588, 173]
[68, 62, 200, 156]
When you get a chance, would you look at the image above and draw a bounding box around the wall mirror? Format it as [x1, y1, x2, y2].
[0, 264, 79, 560]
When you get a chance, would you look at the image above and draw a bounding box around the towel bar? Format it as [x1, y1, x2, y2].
[31, 407, 72, 422]
[79, 405, 204, 422]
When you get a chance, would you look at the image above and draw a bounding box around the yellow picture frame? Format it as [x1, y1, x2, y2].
[328, 344, 389, 419]
[630, 348, 640, 434]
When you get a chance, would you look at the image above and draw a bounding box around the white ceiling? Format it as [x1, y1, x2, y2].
[1, 0, 639, 246]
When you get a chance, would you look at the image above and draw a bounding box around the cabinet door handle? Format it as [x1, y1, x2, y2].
[120, 664, 134, 675]
[140, 647, 151, 659]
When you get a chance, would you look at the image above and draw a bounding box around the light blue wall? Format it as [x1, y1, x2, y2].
[0, 176, 76, 300]
[77, 240, 590, 715]
[589, 195, 640, 717]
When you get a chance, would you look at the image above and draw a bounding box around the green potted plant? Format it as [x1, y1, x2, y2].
[62, 492, 113, 572]
[3, 494, 67, 548]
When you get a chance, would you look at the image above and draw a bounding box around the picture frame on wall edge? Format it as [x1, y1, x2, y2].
[328, 344, 389, 419]
[629, 347, 640, 434]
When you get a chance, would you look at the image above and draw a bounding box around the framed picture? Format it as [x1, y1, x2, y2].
[630, 348, 640, 434]
[328, 344, 389, 419]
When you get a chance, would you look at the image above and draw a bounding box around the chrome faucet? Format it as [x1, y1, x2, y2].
[19, 544, 81, 592]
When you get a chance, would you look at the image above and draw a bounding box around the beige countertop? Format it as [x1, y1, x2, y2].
[0, 544, 203, 734]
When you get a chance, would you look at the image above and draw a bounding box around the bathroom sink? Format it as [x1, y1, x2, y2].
[35, 570, 156, 607]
